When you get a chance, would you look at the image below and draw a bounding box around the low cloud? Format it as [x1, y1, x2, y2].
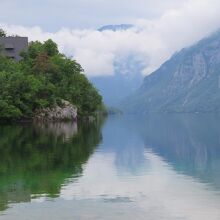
[2, 0, 220, 77]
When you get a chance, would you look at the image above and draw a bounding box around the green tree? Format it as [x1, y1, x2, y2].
[0, 28, 6, 37]
[43, 39, 59, 56]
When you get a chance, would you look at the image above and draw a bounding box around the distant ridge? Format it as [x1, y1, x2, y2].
[98, 24, 133, 32]
[90, 54, 144, 107]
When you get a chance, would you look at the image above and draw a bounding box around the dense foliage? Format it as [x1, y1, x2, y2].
[0, 28, 6, 37]
[0, 39, 102, 120]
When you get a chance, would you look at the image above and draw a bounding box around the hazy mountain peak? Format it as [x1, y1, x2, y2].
[98, 24, 133, 32]
[90, 53, 144, 107]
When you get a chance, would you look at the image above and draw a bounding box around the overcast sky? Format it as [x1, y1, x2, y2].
[0, 0, 186, 30]
[1, 0, 220, 76]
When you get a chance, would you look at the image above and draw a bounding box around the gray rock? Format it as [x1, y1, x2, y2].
[35, 100, 77, 121]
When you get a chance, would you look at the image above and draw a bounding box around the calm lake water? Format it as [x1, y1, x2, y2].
[1, 114, 220, 220]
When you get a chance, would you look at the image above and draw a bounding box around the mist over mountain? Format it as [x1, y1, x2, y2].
[90, 54, 144, 106]
[90, 24, 144, 107]
[98, 24, 133, 32]
[122, 30, 220, 113]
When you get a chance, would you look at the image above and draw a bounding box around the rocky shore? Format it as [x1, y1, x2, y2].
[35, 100, 77, 122]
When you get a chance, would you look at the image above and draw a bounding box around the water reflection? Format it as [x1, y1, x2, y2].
[58, 115, 220, 220]
[137, 114, 220, 189]
[35, 122, 78, 141]
[99, 115, 220, 189]
[1, 114, 220, 220]
[99, 116, 148, 175]
[0, 119, 104, 211]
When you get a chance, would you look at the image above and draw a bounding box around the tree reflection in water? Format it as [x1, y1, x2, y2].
[0, 118, 105, 211]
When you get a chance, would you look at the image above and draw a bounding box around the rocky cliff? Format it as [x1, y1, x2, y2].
[122, 30, 220, 113]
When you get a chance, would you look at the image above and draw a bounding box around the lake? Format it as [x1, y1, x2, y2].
[0, 114, 220, 220]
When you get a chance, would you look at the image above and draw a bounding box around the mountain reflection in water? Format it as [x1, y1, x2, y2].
[1, 114, 220, 220]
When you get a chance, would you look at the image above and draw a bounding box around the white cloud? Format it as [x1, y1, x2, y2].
[1, 0, 220, 76]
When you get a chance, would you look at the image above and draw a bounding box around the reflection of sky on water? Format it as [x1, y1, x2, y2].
[97, 115, 220, 189]
[1, 114, 220, 220]
[98, 116, 148, 176]
[59, 150, 220, 220]
[4, 149, 220, 220]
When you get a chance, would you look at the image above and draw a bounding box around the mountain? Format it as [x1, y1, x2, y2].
[98, 24, 133, 32]
[122, 30, 220, 113]
[90, 54, 144, 107]
[90, 25, 143, 108]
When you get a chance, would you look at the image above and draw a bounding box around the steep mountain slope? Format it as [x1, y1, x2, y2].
[122, 30, 220, 113]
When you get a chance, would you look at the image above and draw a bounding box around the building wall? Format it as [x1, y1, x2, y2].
[0, 37, 28, 62]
